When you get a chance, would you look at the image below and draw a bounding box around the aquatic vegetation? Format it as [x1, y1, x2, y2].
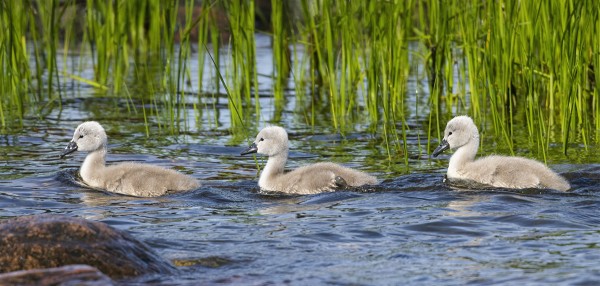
[0, 0, 598, 161]
[450, 0, 600, 158]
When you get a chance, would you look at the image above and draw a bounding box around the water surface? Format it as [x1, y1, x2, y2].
[1, 41, 600, 285]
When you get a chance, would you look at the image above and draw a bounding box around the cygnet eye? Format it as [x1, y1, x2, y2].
[79, 134, 84, 138]
[259, 138, 264, 142]
[448, 132, 453, 136]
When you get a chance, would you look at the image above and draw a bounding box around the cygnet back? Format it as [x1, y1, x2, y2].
[241, 126, 378, 194]
[61, 121, 200, 197]
[432, 116, 570, 191]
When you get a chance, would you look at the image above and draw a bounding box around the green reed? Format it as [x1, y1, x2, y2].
[270, 0, 290, 108]
[1, 0, 34, 128]
[360, 0, 413, 160]
[194, 0, 222, 129]
[424, 0, 600, 160]
[290, 0, 412, 144]
[1, 0, 598, 162]
[0, 0, 178, 131]
[195, 0, 211, 95]
[221, 0, 258, 131]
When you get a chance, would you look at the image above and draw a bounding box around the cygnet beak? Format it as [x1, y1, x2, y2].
[240, 142, 258, 156]
[432, 139, 450, 157]
[60, 141, 78, 158]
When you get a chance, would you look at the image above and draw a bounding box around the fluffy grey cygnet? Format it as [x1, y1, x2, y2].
[60, 121, 200, 197]
[432, 115, 570, 191]
[241, 126, 378, 194]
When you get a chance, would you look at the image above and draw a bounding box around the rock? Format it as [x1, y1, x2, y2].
[0, 214, 174, 279]
[0, 264, 114, 286]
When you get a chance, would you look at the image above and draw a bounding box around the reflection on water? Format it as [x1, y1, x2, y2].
[1, 44, 600, 284]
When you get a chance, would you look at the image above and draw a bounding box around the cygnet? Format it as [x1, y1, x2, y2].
[241, 126, 378, 194]
[432, 115, 570, 191]
[60, 121, 200, 197]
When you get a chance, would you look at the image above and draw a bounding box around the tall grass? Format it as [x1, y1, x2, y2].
[0, 0, 598, 161]
[270, 0, 290, 109]
[1, 1, 32, 127]
[449, 0, 600, 158]
[291, 0, 411, 158]
[221, 0, 257, 132]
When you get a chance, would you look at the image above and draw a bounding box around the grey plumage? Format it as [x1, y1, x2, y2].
[433, 116, 570, 191]
[241, 126, 378, 194]
[61, 121, 200, 197]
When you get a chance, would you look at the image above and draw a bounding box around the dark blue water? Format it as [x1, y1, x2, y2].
[2, 106, 600, 285]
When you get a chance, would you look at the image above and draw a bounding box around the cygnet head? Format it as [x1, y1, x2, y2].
[432, 115, 479, 157]
[241, 126, 289, 157]
[60, 121, 107, 158]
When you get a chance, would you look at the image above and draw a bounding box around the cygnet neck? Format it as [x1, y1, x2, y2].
[80, 146, 107, 183]
[259, 149, 288, 186]
[448, 135, 479, 176]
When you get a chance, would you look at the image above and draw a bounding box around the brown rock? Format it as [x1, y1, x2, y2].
[0, 215, 174, 279]
[0, 264, 114, 286]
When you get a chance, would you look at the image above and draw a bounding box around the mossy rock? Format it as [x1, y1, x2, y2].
[0, 215, 174, 279]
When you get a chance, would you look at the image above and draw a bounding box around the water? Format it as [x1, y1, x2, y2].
[2, 41, 600, 285]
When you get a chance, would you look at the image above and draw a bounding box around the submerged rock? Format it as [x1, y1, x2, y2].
[0, 214, 174, 279]
[0, 264, 114, 286]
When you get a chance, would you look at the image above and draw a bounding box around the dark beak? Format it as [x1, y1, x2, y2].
[60, 141, 78, 158]
[240, 142, 257, 156]
[432, 139, 450, 157]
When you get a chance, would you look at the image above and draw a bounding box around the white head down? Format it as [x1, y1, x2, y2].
[241, 126, 290, 157]
[61, 121, 107, 157]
